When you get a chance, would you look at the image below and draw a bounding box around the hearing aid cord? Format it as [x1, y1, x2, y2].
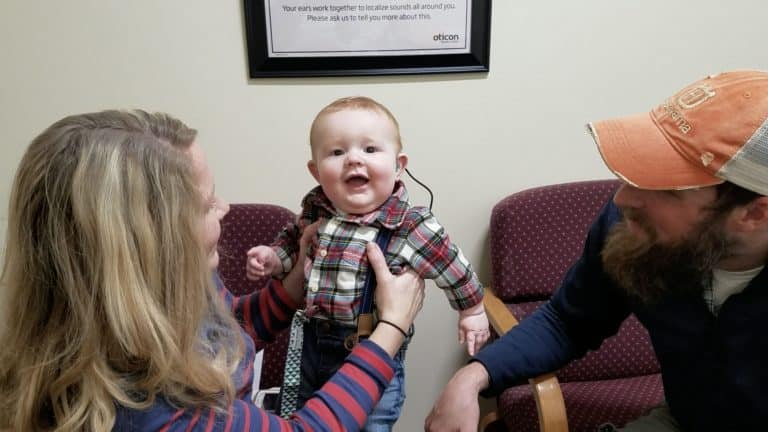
[404, 168, 434, 211]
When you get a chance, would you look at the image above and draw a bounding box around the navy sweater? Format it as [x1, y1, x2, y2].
[474, 200, 768, 431]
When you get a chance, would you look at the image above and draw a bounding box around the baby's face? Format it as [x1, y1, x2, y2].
[308, 109, 406, 215]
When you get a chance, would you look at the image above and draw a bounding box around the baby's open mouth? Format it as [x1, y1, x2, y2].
[345, 175, 369, 187]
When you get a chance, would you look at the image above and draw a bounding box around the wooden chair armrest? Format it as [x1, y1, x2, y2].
[482, 288, 569, 432]
[479, 411, 500, 431]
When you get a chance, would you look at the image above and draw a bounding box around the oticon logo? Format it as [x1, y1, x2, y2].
[433, 33, 459, 42]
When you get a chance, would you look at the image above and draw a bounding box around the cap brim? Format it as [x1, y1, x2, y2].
[589, 113, 723, 190]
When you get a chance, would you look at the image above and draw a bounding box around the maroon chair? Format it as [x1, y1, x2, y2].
[482, 180, 664, 432]
[218, 203, 296, 391]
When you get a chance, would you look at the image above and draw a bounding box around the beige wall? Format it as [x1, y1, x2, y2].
[2, 0, 767, 429]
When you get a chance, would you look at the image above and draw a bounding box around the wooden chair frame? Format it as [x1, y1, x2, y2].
[480, 288, 569, 432]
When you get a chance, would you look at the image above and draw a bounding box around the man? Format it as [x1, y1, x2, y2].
[425, 70, 768, 431]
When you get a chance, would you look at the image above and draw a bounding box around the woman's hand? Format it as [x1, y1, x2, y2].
[281, 221, 321, 303]
[366, 242, 425, 357]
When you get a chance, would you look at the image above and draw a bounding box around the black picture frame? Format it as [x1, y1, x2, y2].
[243, 0, 492, 78]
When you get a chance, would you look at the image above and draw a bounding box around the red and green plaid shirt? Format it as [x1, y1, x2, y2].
[273, 181, 483, 325]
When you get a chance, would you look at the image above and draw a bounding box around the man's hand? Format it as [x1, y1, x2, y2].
[425, 362, 490, 431]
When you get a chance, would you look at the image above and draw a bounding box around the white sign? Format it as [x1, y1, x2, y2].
[264, 0, 472, 57]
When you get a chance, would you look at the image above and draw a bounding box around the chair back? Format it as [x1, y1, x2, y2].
[489, 180, 659, 381]
[490, 180, 620, 302]
[218, 203, 296, 390]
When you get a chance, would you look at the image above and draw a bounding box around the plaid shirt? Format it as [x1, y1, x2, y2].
[272, 181, 483, 325]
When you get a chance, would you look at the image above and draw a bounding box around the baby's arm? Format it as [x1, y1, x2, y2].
[398, 207, 488, 355]
[250, 203, 313, 280]
[246, 245, 284, 280]
[457, 302, 490, 356]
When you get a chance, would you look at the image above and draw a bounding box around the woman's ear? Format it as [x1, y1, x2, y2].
[395, 153, 408, 179]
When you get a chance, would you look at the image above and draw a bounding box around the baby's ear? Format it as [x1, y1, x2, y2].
[395, 153, 408, 177]
[307, 160, 320, 182]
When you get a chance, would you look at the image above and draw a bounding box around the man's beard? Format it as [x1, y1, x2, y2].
[602, 209, 731, 305]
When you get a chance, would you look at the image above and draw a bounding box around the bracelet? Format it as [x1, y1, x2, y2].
[377, 319, 408, 338]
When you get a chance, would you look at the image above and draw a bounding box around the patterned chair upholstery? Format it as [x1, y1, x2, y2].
[218, 203, 296, 390]
[483, 180, 664, 432]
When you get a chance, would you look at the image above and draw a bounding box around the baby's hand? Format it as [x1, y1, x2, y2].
[246, 246, 283, 280]
[458, 304, 490, 356]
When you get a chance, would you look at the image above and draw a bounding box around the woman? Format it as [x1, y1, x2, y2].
[0, 110, 425, 431]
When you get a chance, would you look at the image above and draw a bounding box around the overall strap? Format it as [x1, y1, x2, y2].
[355, 227, 393, 339]
[280, 227, 393, 417]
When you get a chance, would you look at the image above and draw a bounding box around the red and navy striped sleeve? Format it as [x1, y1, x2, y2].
[117, 340, 395, 431]
[220, 277, 299, 347]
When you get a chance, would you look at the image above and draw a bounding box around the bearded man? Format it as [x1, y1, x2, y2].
[425, 70, 768, 432]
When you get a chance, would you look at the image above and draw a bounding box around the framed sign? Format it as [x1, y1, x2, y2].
[243, 0, 492, 77]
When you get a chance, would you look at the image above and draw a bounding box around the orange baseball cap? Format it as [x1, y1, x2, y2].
[588, 70, 768, 195]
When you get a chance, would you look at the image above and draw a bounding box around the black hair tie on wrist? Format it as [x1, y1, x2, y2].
[378, 319, 408, 338]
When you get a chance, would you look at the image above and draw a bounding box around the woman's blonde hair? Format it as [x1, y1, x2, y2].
[0, 110, 244, 431]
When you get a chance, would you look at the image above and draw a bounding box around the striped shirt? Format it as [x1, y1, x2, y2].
[272, 181, 484, 325]
[113, 276, 396, 431]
